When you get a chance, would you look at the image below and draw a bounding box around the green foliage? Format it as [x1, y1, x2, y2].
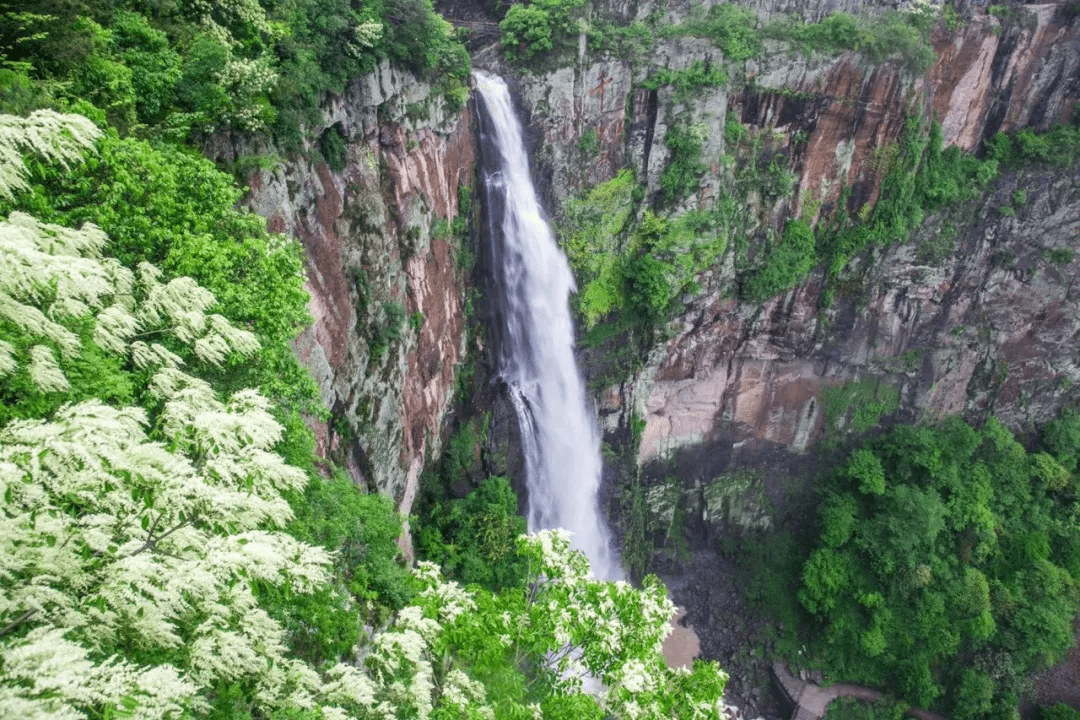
[821, 379, 901, 444]
[415, 412, 530, 591]
[666, 3, 762, 61]
[743, 218, 817, 300]
[561, 169, 636, 327]
[319, 125, 348, 172]
[7, 133, 317, 418]
[765, 12, 860, 57]
[818, 117, 1001, 283]
[794, 416, 1080, 716]
[1044, 248, 1074, 266]
[561, 168, 728, 341]
[499, 0, 586, 65]
[764, 9, 936, 73]
[368, 299, 407, 363]
[500, 5, 555, 61]
[660, 122, 707, 205]
[1041, 407, 1080, 474]
[985, 125, 1080, 168]
[641, 61, 728, 102]
[586, 21, 655, 61]
[110, 11, 182, 125]
[3, 0, 470, 144]
[416, 475, 528, 590]
[621, 470, 650, 581]
[1040, 704, 1080, 720]
[854, 117, 1080, 281]
[260, 468, 412, 665]
[842, 448, 887, 495]
[724, 111, 748, 145]
[578, 127, 600, 156]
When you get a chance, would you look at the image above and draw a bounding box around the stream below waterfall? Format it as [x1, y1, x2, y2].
[473, 71, 622, 581]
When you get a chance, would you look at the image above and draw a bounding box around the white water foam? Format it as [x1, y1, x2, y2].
[474, 71, 622, 581]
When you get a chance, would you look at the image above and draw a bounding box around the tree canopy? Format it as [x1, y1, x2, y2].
[797, 416, 1080, 718]
[0, 110, 732, 719]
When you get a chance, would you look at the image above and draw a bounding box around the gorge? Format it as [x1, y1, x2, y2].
[2, 0, 1080, 717]
[232, 1, 1080, 716]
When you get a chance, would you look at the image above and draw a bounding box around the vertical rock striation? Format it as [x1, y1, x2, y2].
[232, 61, 475, 518]
[506, 2, 1079, 468]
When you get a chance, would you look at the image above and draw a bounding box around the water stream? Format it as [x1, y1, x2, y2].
[473, 71, 622, 581]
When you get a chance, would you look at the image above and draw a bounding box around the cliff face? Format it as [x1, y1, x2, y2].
[475, 7, 1080, 714]
[223, 61, 475, 519]
[502, 2, 1080, 471]
[637, 166, 1080, 459]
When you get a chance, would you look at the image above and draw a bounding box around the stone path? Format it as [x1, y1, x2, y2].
[771, 662, 949, 720]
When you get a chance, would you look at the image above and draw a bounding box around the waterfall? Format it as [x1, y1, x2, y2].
[473, 71, 622, 581]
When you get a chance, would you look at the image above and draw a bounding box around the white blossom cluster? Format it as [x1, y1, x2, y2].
[0, 111, 101, 201]
[903, 0, 940, 16]
[0, 110, 732, 719]
[217, 58, 279, 114]
[353, 20, 384, 49]
[185, 0, 277, 46]
[0, 212, 262, 393]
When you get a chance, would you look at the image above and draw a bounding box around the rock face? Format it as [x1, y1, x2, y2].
[231, 61, 475, 516]
[507, 2, 1080, 473]
[636, 166, 1080, 465]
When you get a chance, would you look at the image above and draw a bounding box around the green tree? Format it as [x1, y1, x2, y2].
[0, 109, 732, 719]
[794, 415, 1080, 715]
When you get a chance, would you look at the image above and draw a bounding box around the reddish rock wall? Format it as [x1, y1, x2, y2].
[241, 61, 475, 515]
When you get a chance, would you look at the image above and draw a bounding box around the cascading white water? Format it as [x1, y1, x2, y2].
[474, 71, 622, 581]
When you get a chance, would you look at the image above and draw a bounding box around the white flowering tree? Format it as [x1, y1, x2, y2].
[0, 110, 731, 719]
[314, 530, 730, 720]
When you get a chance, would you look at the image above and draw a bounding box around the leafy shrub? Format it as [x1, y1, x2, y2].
[725, 111, 748, 145]
[319, 125, 348, 172]
[416, 476, 528, 590]
[2, 0, 469, 145]
[764, 10, 935, 73]
[111, 11, 182, 124]
[1040, 703, 1080, 720]
[743, 218, 816, 300]
[660, 122, 707, 205]
[625, 253, 672, 322]
[68, 17, 137, 130]
[560, 170, 636, 327]
[1044, 248, 1075, 266]
[641, 61, 727, 101]
[578, 127, 600, 155]
[369, 300, 407, 362]
[500, 5, 555, 61]
[668, 3, 762, 61]
[586, 20, 654, 61]
[763, 12, 860, 56]
[499, 0, 585, 65]
[261, 469, 413, 663]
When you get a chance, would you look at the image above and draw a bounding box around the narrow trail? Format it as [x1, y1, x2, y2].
[771, 663, 950, 720]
